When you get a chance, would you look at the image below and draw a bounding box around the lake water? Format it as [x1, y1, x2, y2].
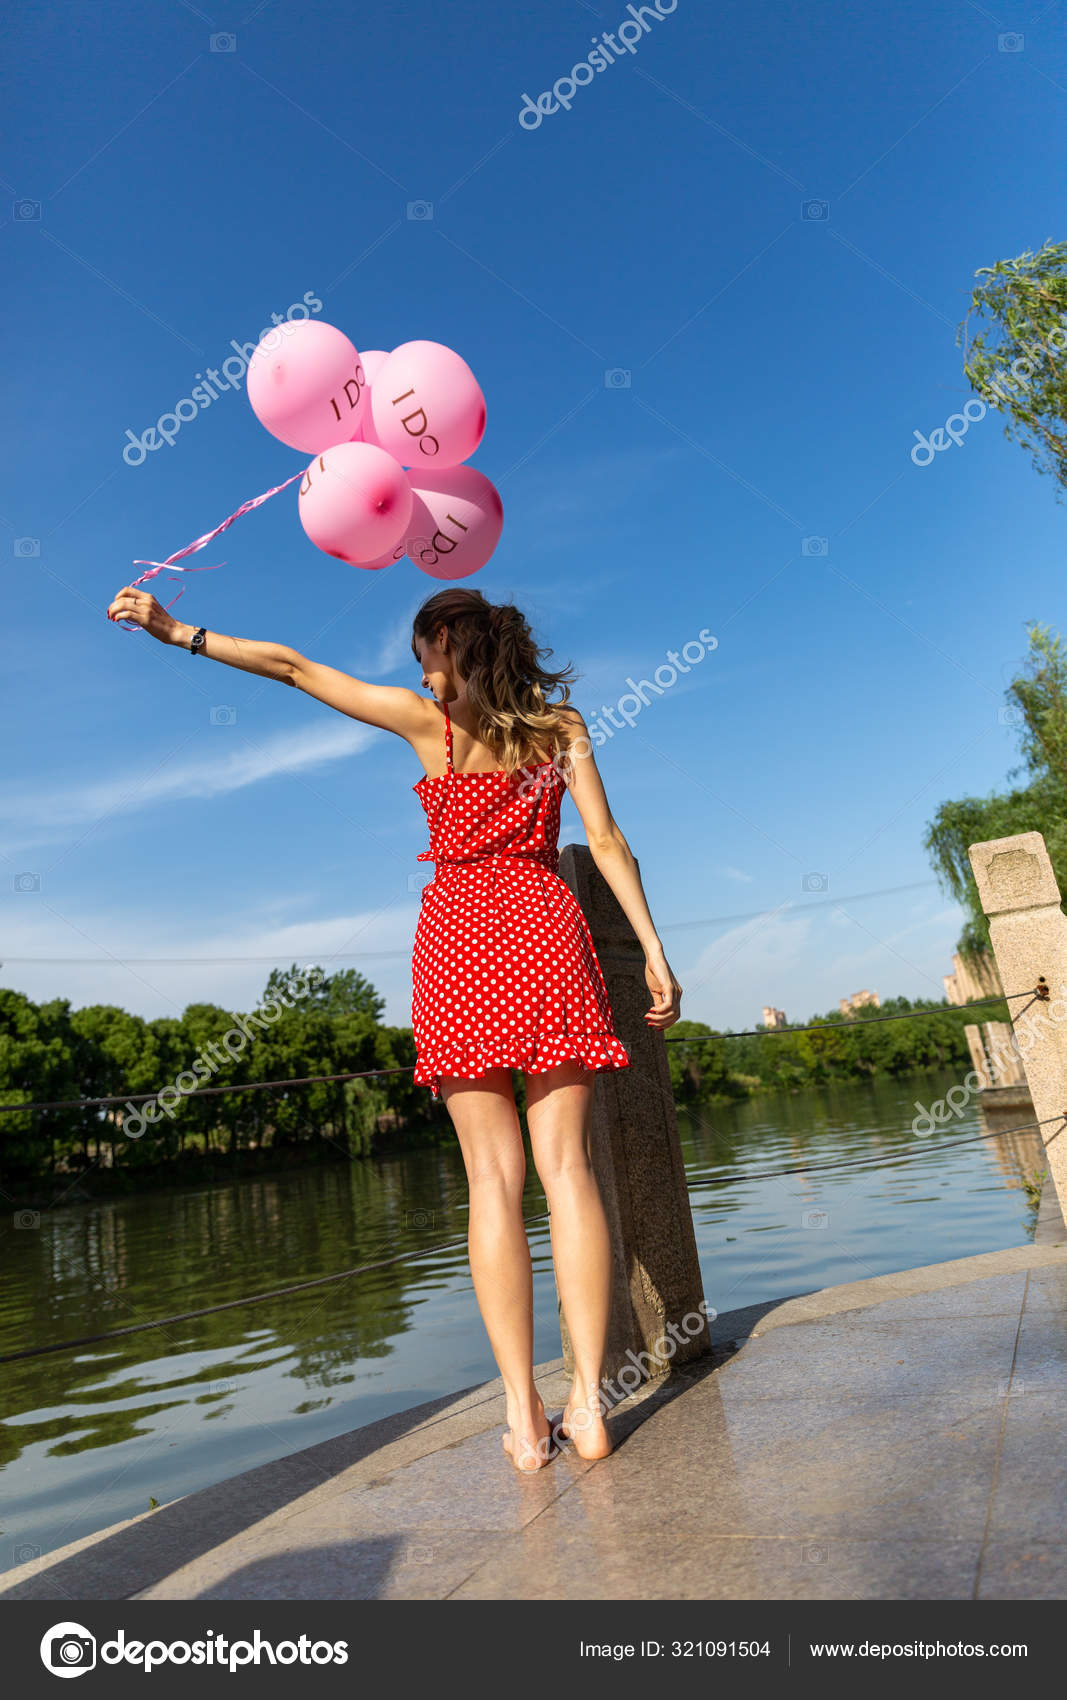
[0, 1068, 1043, 1572]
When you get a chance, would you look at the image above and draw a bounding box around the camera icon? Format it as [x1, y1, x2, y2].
[14, 872, 41, 893]
[998, 32, 1024, 52]
[997, 1377, 1025, 1398]
[15, 1209, 41, 1230]
[803, 1543, 829, 1564]
[13, 199, 41, 220]
[997, 704, 1023, 726]
[802, 1208, 829, 1229]
[801, 872, 828, 893]
[604, 368, 631, 388]
[402, 535, 433, 568]
[212, 1377, 238, 1395]
[399, 1544, 434, 1565]
[407, 200, 434, 220]
[210, 32, 236, 51]
[210, 705, 237, 726]
[405, 1208, 436, 1229]
[14, 538, 40, 557]
[802, 199, 829, 221]
[407, 871, 432, 892]
[13, 1542, 41, 1564]
[42, 1625, 96, 1673]
[801, 536, 828, 556]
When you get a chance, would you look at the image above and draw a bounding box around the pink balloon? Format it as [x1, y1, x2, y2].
[370, 340, 486, 469]
[298, 442, 413, 565]
[404, 466, 503, 579]
[353, 539, 408, 571]
[247, 320, 369, 453]
[360, 349, 390, 386]
[352, 349, 389, 448]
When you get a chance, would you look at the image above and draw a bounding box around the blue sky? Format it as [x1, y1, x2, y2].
[2, 0, 1065, 1036]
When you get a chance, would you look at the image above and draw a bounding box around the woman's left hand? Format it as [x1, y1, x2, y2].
[644, 948, 683, 1029]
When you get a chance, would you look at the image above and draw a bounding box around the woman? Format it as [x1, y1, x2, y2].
[106, 582, 683, 1472]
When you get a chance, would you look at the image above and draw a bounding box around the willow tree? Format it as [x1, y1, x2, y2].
[958, 239, 1067, 496]
[925, 624, 1067, 952]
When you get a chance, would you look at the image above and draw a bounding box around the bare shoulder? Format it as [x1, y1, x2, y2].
[405, 690, 447, 743]
[553, 704, 588, 744]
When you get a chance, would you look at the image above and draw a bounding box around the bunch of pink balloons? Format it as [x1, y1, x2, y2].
[245, 320, 502, 580]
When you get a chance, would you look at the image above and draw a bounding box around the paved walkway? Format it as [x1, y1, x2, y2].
[4, 1184, 1065, 1602]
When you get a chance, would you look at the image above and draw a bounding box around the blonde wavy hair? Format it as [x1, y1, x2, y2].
[411, 588, 579, 778]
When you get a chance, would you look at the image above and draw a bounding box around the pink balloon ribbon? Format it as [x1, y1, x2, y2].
[113, 469, 305, 630]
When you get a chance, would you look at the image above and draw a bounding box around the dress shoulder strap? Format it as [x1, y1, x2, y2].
[442, 699, 454, 772]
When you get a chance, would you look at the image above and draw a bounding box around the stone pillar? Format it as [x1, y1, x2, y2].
[554, 844, 711, 1389]
[984, 1020, 1026, 1086]
[964, 1024, 992, 1088]
[968, 831, 1067, 1229]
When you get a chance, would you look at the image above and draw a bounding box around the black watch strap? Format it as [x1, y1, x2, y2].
[189, 626, 207, 656]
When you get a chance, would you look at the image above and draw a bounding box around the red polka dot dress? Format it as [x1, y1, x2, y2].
[411, 700, 632, 1099]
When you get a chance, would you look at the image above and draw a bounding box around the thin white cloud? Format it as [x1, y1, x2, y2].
[666, 896, 966, 1031]
[1, 720, 378, 853]
[356, 601, 426, 677]
[0, 901, 421, 1022]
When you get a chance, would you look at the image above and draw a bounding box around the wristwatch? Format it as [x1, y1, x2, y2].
[189, 626, 207, 656]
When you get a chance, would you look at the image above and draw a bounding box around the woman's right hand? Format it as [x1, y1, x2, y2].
[107, 586, 188, 645]
[644, 948, 682, 1029]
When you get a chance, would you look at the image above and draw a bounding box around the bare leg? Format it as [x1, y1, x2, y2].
[524, 1061, 613, 1460]
[440, 1069, 553, 1472]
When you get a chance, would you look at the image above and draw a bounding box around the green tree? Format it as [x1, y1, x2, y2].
[0, 990, 78, 1182]
[665, 1020, 739, 1103]
[958, 238, 1067, 497]
[924, 622, 1067, 954]
[70, 1004, 163, 1167]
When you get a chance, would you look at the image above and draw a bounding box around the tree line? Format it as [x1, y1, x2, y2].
[665, 996, 981, 1110]
[0, 965, 447, 1197]
[0, 960, 990, 1198]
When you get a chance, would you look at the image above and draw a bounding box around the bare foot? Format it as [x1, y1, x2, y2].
[502, 1394, 555, 1473]
[558, 1386, 613, 1460]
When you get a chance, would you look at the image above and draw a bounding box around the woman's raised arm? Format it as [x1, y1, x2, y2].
[106, 586, 427, 737]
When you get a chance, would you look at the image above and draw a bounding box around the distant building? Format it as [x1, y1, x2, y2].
[839, 989, 881, 1018]
[762, 1006, 788, 1029]
[943, 949, 1002, 1006]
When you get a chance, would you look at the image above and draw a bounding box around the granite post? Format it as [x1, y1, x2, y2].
[554, 844, 712, 1390]
[969, 831, 1067, 1229]
[964, 1024, 992, 1088]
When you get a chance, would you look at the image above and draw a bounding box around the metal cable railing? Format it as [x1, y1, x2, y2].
[1, 1113, 1057, 1369]
[664, 987, 1040, 1043]
[0, 987, 1042, 1116]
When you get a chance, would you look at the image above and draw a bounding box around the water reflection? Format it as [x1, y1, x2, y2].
[0, 1069, 1042, 1571]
